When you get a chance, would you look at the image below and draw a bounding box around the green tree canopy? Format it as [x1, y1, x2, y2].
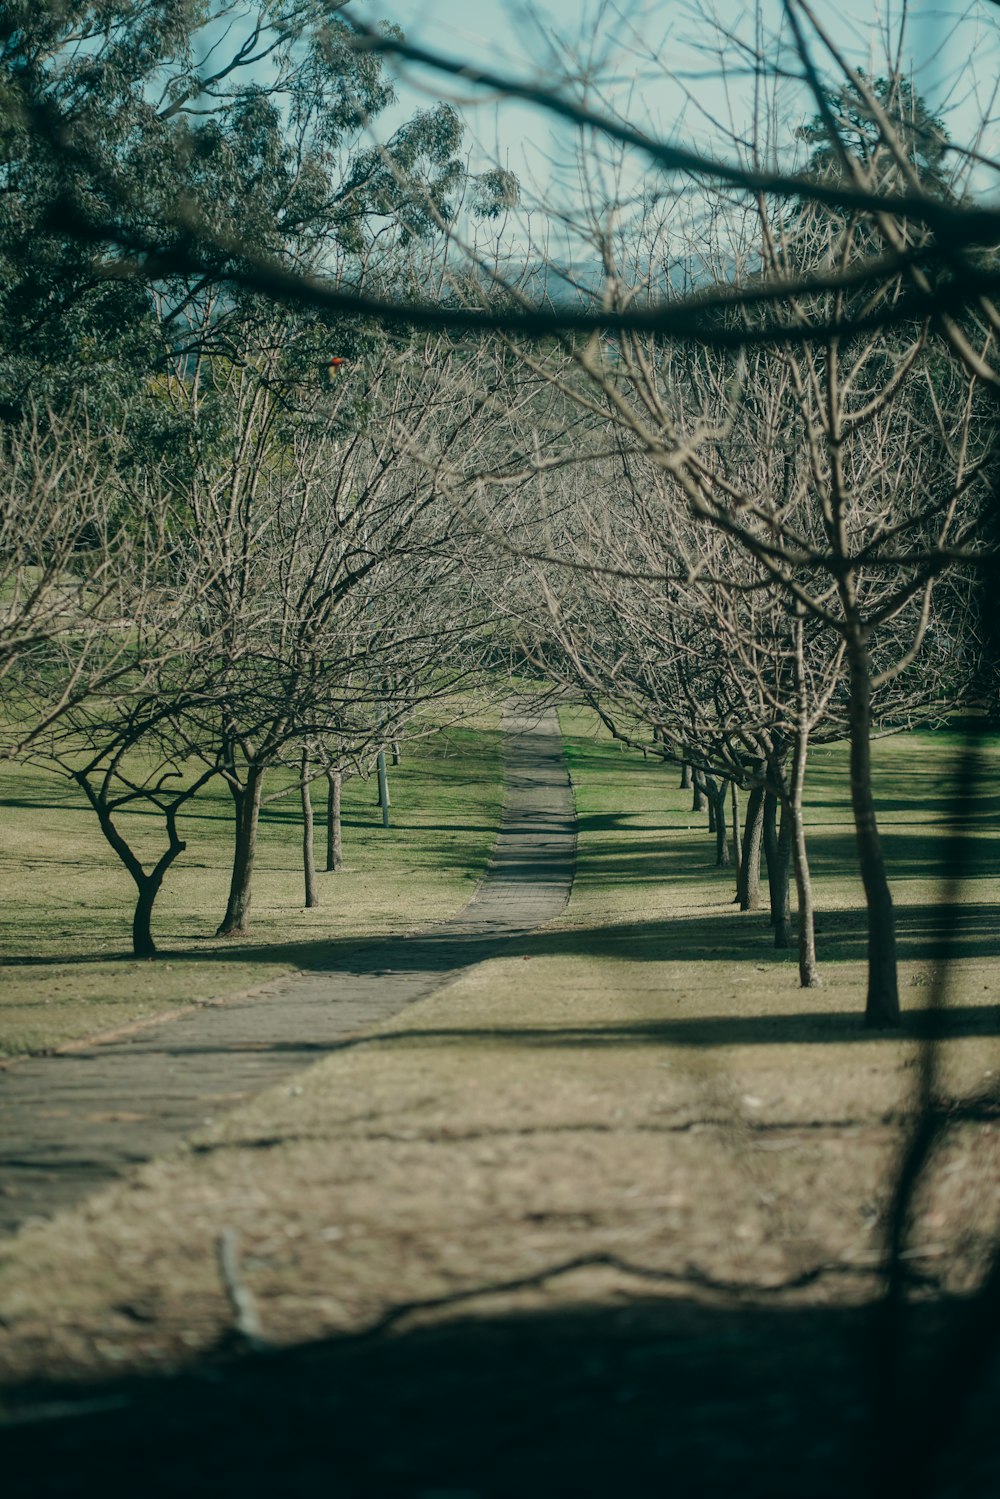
[0, 2, 515, 420]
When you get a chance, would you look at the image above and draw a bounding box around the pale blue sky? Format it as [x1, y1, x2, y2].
[344, 1, 1000, 201]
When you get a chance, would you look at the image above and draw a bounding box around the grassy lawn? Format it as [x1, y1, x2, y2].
[559, 712, 1000, 978]
[0, 710, 996, 1495]
[0, 705, 504, 1056]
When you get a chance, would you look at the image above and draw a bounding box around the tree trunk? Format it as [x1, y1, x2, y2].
[216, 764, 265, 936]
[391, 740, 401, 767]
[376, 746, 390, 828]
[762, 788, 779, 923]
[128, 884, 154, 956]
[788, 618, 820, 988]
[77, 771, 185, 959]
[738, 784, 765, 912]
[301, 747, 318, 908]
[784, 717, 819, 986]
[787, 788, 819, 986]
[763, 789, 792, 947]
[773, 802, 793, 948]
[326, 768, 344, 872]
[846, 638, 900, 1026]
[705, 776, 729, 866]
[691, 770, 707, 814]
[130, 853, 185, 957]
[730, 780, 742, 890]
[680, 761, 692, 790]
[129, 878, 157, 957]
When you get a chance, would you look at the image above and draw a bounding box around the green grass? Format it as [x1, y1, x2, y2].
[5, 706, 996, 1060]
[0, 707, 504, 1056]
[556, 709, 1000, 992]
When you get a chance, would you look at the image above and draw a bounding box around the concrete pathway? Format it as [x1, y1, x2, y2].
[0, 703, 575, 1237]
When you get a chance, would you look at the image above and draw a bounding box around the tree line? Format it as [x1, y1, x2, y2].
[0, 1, 522, 953]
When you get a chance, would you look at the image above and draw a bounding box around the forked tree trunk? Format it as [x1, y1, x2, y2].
[692, 770, 707, 815]
[77, 774, 190, 959]
[301, 747, 318, 908]
[326, 768, 344, 872]
[846, 638, 900, 1026]
[216, 764, 265, 936]
[738, 784, 765, 911]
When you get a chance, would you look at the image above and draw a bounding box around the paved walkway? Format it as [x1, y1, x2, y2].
[0, 703, 575, 1237]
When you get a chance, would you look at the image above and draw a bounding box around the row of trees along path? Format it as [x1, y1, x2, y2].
[0, 705, 575, 1238]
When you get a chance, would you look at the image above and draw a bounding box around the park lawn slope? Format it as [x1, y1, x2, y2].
[0, 712, 995, 1397]
[0, 711, 996, 1493]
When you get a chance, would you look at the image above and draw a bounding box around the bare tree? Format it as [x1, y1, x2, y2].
[152, 315, 512, 936]
[0, 410, 200, 756]
[516, 445, 847, 988]
[33, 700, 217, 957]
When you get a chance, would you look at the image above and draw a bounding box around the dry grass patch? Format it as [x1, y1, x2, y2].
[0, 717, 997, 1383]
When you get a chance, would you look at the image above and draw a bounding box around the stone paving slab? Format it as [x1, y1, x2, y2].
[0, 704, 575, 1236]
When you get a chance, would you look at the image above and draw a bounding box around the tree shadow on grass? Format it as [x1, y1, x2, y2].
[128, 1004, 1000, 1062]
[806, 792, 1000, 819]
[351, 1005, 1000, 1051]
[571, 823, 999, 884]
[253, 898, 999, 973]
[3, 897, 998, 1000]
[809, 829, 1000, 882]
[576, 810, 679, 833]
[2, 1288, 996, 1499]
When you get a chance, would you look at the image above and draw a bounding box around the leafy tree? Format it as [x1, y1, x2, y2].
[797, 74, 953, 199]
[0, 2, 510, 423]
